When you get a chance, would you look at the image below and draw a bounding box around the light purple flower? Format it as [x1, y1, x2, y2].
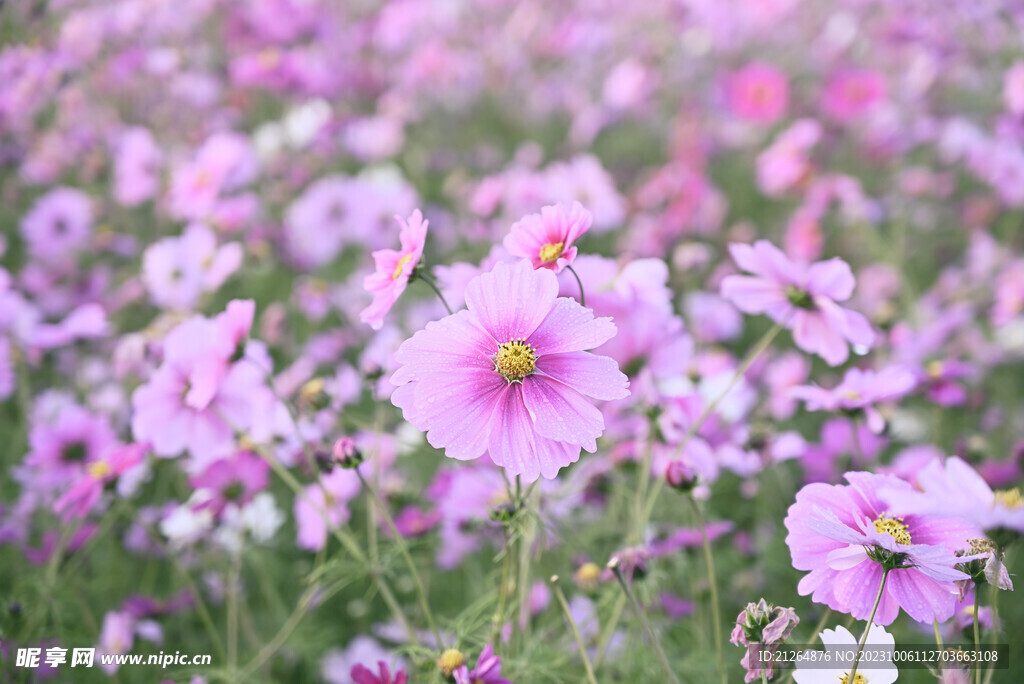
[790, 366, 917, 433]
[721, 240, 875, 366]
[453, 645, 511, 684]
[19, 187, 93, 266]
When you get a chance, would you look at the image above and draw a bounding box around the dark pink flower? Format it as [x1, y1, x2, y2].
[351, 661, 407, 684]
[725, 62, 789, 125]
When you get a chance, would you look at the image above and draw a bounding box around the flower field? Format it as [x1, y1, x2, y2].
[1, 1, 1023, 682]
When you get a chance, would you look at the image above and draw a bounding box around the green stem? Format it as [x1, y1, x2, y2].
[356, 469, 442, 648]
[493, 529, 513, 647]
[847, 568, 889, 683]
[973, 584, 981, 684]
[227, 551, 241, 676]
[551, 576, 599, 684]
[691, 497, 726, 684]
[983, 566, 1000, 684]
[566, 264, 586, 307]
[609, 558, 680, 684]
[417, 270, 454, 315]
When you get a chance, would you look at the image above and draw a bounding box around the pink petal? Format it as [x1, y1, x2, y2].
[415, 368, 507, 461]
[805, 258, 855, 301]
[886, 569, 957, 624]
[535, 351, 629, 401]
[528, 298, 616, 355]
[465, 260, 558, 342]
[720, 276, 789, 315]
[487, 385, 579, 481]
[392, 310, 496, 385]
[522, 375, 604, 451]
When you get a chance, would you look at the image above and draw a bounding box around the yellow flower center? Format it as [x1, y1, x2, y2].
[839, 673, 868, 684]
[841, 390, 862, 401]
[994, 488, 1023, 509]
[873, 515, 912, 545]
[926, 360, 945, 379]
[88, 462, 111, 479]
[437, 648, 466, 676]
[495, 339, 536, 381]
[539, 241, 564, 263]
[392, 253, 413, 280]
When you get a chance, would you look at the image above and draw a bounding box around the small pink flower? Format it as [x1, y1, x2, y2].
[725, 63, 789, 125]
[821, 69, 887, 123]
[504, 201, 592, 273]
[756, 119, 821, 196]
[361, 209, 429, 330]
[1003, 61, 1024, 116]
[721, 240, 875, 366]
[453, 645, 511, 684]
[391, 259, 629, 481]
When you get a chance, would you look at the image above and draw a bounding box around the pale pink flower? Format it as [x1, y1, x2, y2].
[361, 209, 429, 330]
[725, 62, 789, 125]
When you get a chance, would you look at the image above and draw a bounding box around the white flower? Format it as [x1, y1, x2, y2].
[793, 623, 897, 684]
[241, 492, 284, 543]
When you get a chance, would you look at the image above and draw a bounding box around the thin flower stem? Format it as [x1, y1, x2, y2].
[847, 568, 889, 683]
[493, 528, 513, 647]
[638, 321, 785, 528]
[691, 496, 727, 684]
[356, 468, 442, 649]
[227, 550, 242, 675]
[973, 585, 981, 684]
[594, 593, 625, 668]
[416, 270, 454, 315]
[255, 447, 419, 646]
[933, 618, 943, 650]
[983, 568, 1000, 684]
[566, 264, 586, 307]
[609, 558, 680, 684]
[551, 575, 599, 684]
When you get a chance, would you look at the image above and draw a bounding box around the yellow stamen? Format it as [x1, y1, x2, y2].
[994, 488, 1023, 509]
[873, 515, 912, 545]
[437, 649, 466, 677]
[392, 253, 413, 280]
[838, 673, 868, 684]
[88, 462, 111, 479]
[495, 339, 536, 381]
[539, 241, 564, 263]
[841, 390, 862, 401]
[926, 360, 944, 379]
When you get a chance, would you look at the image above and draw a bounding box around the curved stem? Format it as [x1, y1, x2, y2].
[609, 558, 680, 684]
[691, 497, 726, 684]
[551, 576, 599, 684]
[566, 264, 586, 307]
[417, 270, 454, 315]
[847, 568, 889, 683]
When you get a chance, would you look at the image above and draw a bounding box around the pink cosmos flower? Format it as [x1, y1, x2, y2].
[189, 450, 269, 517]
[24, 403, 118, 494]
[504, 201, 592, 273]
[785, 472, 982, 625]
[361, 209, 429, 330]
[19, 187, 93, 266]
[721, 240, 875, 366]
[54, 442, 149, 523]
[142, 223, 243, 311]
[790, 365, 917, 433]
[1003, 62, 1024, 117]
[821, 69, 888, 123]
[294, 468, 361, 551]
[453, 645, 511, 684]
[131, 300, 275, 469]
[391, 259, 629, 481]
[113, 127, 162, 207]
[725, 62, 789, 125]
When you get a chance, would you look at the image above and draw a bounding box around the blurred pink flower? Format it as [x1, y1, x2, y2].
[54, 442, 149, 523]
[721, 240, 875, 366]
[19, 187, 93, 266]
[351, 662, 407, 684]
[453, 645, 511, 684]
[113, 127, 162, 206]
[821, 69, 887, 123]
[1002, 61, 1024, 116]
[725, 62, 789, 125]
[294, 468, 360, 551]
[756, 119, 821, 196]
[790, 365, 917, 433]
[504, 201, 592, 273]
[361, 209, 429, 330]
[392, 259, 628, 481]
[142, 223, 243, 311]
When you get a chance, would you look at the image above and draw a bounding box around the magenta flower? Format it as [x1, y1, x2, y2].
[785, 472, 982, 624]
[189, 450, 270, 517]
[361, 209, 429, 331]
[503, 201, 592, 273]
[724, 62, 789, 125]
[391, 259, 629, 481]
[721, 240, 875, 366]
[790, 365, 917, 433]
[351, 662, 407, 684]
[821, 69, 888, 123]
[453, 645, 511, 684]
